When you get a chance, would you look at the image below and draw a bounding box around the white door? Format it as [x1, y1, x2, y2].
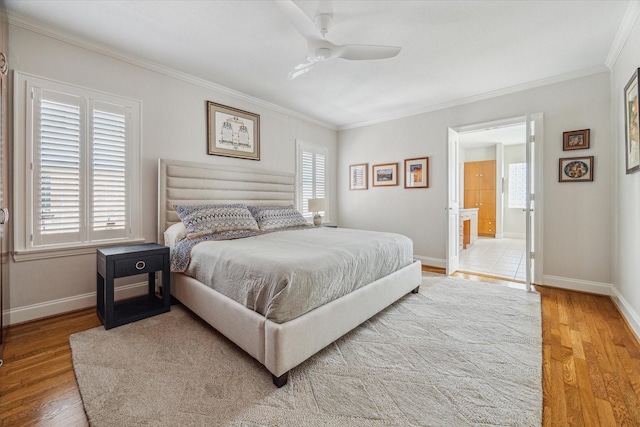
[525, 113, 543, 291]
[446, 128, 460, 275]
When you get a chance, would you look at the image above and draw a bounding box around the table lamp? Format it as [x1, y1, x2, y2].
[308, 198, 325, 226]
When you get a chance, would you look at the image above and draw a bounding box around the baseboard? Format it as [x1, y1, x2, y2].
[503, 232, 526, 239]
[3, 281, 149, 326]
[610, 287, 640, 342]
[414, 255, 445, 269]
[542, 275, 612, 296]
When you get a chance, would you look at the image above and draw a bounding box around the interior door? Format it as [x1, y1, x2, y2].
[446, 128, 460, 275]
[525, 114, 535, 291]
[0, 0, 8, 364]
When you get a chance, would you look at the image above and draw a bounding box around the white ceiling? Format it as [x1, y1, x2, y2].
[5, 0, 633, 129]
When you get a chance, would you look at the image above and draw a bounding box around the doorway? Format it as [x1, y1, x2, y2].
[446, 115, 543, 289]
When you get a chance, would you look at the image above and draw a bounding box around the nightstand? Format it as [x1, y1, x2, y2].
[97, 243, 170, 329]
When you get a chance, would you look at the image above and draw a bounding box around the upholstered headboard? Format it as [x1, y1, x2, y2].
[158, 159, 295, 244]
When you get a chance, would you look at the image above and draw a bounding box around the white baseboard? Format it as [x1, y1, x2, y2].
[414, 255, 445, 269]
[610, 287, 640, 341]
[503, 232, 526, 239]
[3, 281, 149, 326]
[542, 275, 612, 295]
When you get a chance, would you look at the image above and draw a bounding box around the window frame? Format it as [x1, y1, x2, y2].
[295, 139, 330, 224]
[14, 72, 143, 261]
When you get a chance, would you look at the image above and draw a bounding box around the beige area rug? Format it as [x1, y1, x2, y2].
[70, 274, 542, 426]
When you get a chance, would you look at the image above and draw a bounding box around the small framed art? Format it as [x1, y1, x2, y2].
[372, 163, 399, 187]
[624, 68, 639, 174]
[207, 101, 260, 160]
[349, 163, 368, 190]
[559, 156, 594, 182]
[563, 129, 590, 151]
[404, 157, 429, 188]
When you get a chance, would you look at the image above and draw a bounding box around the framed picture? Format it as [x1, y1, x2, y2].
[624, 68, 639, 174]
[207, 101, 260, 160]
[563, 129, 590, 151]
[559, 156, 594, 182]
[404, 157, 429, 188]
[349, 163, 368, 190]
[372, 163, 399, 187]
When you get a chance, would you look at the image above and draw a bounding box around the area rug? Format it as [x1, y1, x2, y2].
[70, 274, 542, 426]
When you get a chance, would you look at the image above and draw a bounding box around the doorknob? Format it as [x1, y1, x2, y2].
[0, 207, 8, 225]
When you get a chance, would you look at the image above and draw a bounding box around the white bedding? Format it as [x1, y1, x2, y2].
[172, 227, 413, 323]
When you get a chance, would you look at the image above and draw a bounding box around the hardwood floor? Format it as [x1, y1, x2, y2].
[1, 271, 639, 426]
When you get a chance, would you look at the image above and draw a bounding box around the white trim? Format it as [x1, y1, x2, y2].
[503, 232, 526, 239]
[2, 281, 148, 326]
[7, 13, 336, 131]
[413, 255, 445, 269]
[339, 67, 608, 131]
[605, 0, 640, 69]
[12, 238, 145, 262]
[542, 275, 612, 296]
[610, 286, 640, 342]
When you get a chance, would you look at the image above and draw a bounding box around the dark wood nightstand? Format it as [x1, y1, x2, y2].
[97, 243, 170, 329]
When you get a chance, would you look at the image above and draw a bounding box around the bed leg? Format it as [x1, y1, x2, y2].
[272, 372, 289, 388]
[411, 286, 419, 293]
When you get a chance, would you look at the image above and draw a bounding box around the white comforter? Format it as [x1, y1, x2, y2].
[181, 227, 413, 323]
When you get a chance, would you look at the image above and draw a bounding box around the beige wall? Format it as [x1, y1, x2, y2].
[6, 24, 337, 323]
[611, 9, 640, 336]
[338, 71, 612, 288]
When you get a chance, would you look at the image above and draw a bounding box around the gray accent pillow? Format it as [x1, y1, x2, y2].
[248, 205, 310, 230]
[174, 203, 259, 239]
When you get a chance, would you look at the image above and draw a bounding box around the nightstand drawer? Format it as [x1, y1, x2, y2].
[114, 254, 164, 277]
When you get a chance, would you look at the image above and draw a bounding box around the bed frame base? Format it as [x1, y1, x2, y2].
[272, 372, 289, 388]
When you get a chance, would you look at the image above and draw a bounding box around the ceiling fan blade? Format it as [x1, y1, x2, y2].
[336, 44, 402, 61]
[274, 0, 322, 42]
[287, 59, 316, 80]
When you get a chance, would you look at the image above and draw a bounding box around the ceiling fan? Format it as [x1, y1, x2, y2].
[275, 0, 402, 80]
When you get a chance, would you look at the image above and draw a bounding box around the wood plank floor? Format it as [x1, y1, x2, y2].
[1, 270, 639, 426]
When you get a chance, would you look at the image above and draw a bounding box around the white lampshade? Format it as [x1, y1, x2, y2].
[308, 198, 325, 212]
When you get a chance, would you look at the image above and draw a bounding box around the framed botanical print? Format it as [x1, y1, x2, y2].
[372, 163, 399, 187]
[624, 68, 639, 174]
[404, 157, 429, 188]
[207, 101, 260, 160]
[349, 163, 368, 190]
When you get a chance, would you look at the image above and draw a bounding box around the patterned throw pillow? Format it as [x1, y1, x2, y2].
[248, 205, 310, 230]
[173, 204, 259, 239]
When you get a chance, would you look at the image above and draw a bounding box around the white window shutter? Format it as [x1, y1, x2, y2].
[90, 102, 128, 240]
[33, 90, 84, 246]
[296, 141, 328, 220]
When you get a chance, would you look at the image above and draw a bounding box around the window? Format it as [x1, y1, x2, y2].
[508, 162, 526, 209]
[15, 73, 141, 257]
[295, 140, 329, 222]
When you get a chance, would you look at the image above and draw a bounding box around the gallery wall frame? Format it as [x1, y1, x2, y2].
[372, 163, 399, 187]
[624, 68, 639, 174]
[559, 156, 594, 182]
[349, 163, 368, 190]
[404, 157, 429, 188]
[207, 101, 260, 160]
[563, 129, 590, 151]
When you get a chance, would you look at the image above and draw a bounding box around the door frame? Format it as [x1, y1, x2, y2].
[447, 114, 544, 286]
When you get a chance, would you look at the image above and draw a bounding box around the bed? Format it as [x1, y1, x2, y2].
[158, 158, 422, 387]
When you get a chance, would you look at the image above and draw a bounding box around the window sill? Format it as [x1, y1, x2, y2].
[13, 238, 146, 262]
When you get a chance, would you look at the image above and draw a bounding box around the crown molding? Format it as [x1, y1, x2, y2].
[7, 12, 337, 131]
[605, 0, 640, 70]
[338, 65, 609, 131]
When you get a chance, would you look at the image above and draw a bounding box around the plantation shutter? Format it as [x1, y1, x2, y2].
[90, 102, 128, 240]
[297, 142, 328, 219]
[33, 90, 84, 245]
[31, 90, 130, 247]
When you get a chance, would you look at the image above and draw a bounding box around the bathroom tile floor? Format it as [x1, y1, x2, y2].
[459, 237, 526, 281]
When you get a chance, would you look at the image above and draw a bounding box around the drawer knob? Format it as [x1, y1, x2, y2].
[135, 261, 146, 270]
